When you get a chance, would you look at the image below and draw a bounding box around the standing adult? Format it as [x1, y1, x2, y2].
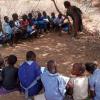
[51, 0, 83, 37]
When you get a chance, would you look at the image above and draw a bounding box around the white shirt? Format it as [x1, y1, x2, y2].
[71, 76, 88, 100]
[41, 70, 70, 100]
[14, 20, 20, 28]
[3, 22, 12, 34]
[89, 69, 100, 100]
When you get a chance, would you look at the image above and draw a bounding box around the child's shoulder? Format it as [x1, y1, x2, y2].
[58, 74, 70, 83]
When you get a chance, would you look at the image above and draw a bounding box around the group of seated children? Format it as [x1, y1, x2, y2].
[0, 11, 69, 46]
[0, 51, 99, 100]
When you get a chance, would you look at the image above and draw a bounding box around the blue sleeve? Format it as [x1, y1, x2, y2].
[89, 75, 95, 91]
[35, 63, 42, 77]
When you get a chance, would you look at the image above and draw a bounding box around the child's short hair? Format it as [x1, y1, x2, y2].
[47, 60, 57, 73]
[22, 14, 28, 20]
[28, 13, 32, 19]
[43, 11, 47, 16]
[7, 55, 17, 65]
[12, 13, 18, 20]
[73, 63, 85, 75]
[85, 62, 97, 74]
[51, 12, 55, 16]
[4, 16, 9, 21]
[47, 60, 55, 67]
[26, 51, 36, 61]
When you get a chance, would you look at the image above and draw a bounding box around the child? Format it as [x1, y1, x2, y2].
[55, 13, 63, 29]
[50, 12, 57, 31]
[12, 13, 22, 43]
[2, 55, 18, 90]
[0, 24, 5, 45]
[67, 63, 88, 100]
[27, 21, 38, 38]
[21, 14, 29, 38]
[42, 11, 50, 32]
[61, 17, 69, 33]
[0, 54, 5, 87]
[36, 12, 45, 34]
[18, 51, 42, 100]
[85, 62, 100, 100]
[3, 16, 13, 45]
[41, 60, 70, 100]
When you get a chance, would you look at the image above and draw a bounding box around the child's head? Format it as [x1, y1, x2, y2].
[85, 62, 97, 74]
[22, 14, 28, 21]
[12, 13, 18, 21]
[58, 13, 62, 19]
[43, 11, 47, 17]
[38, 12, 42, 18]
[47, 60, 57, 74]
[71, 63, 85, 76]
[26, 51, 36, 61]
[28, 13, 32, 19]
[51, 12, 55, 18]
[4, 16, 9, 23]
[7, 55, 17, 66]
[64, 1, 71, 9]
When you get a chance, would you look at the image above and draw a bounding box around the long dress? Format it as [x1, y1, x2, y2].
[67, 6, 83, 37]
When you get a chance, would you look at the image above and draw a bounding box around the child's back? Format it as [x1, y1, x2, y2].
[41, 60, 69, 100]
[68, 63, 88, 100]
[2, 55, 18, 90]
[2, 66, 18, 90]
[71, 76, 88, 100]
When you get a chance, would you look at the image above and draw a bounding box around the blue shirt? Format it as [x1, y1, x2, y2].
[3, 22, 12, 35]
[89, 69, 100, 100]
[41, 70, 70, 100]
[18, 61, 42, 96]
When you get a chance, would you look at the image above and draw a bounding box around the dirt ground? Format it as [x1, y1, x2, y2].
[0, 32, 100, 100]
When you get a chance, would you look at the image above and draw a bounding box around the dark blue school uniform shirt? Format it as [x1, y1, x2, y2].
[18, 61, 42, 96]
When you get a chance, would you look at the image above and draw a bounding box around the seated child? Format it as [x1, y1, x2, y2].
[3, 16, 13, 45]
[18, 51, 42, 100]
[21, 14, 29, 38]
[62, 18, 69, 33]
[85, 62, 100, 100]
[67, 63, 88, 100]
[28, 13, 33, 25]
[0, 54, 5, 87]
[0, 25, 6, 45]
[27, 22, 38, 38]
[2, 55, 18, 90]
[50, 12, 57, 31]
[42, 11, 50, 32]
[36, 12, 46, 33]
[55, 13, 63, 30]
[12, 13, 22, 43]
[41, 60, 70, 100]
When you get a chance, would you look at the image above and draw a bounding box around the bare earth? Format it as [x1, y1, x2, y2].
[0, 32, 100, 100]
